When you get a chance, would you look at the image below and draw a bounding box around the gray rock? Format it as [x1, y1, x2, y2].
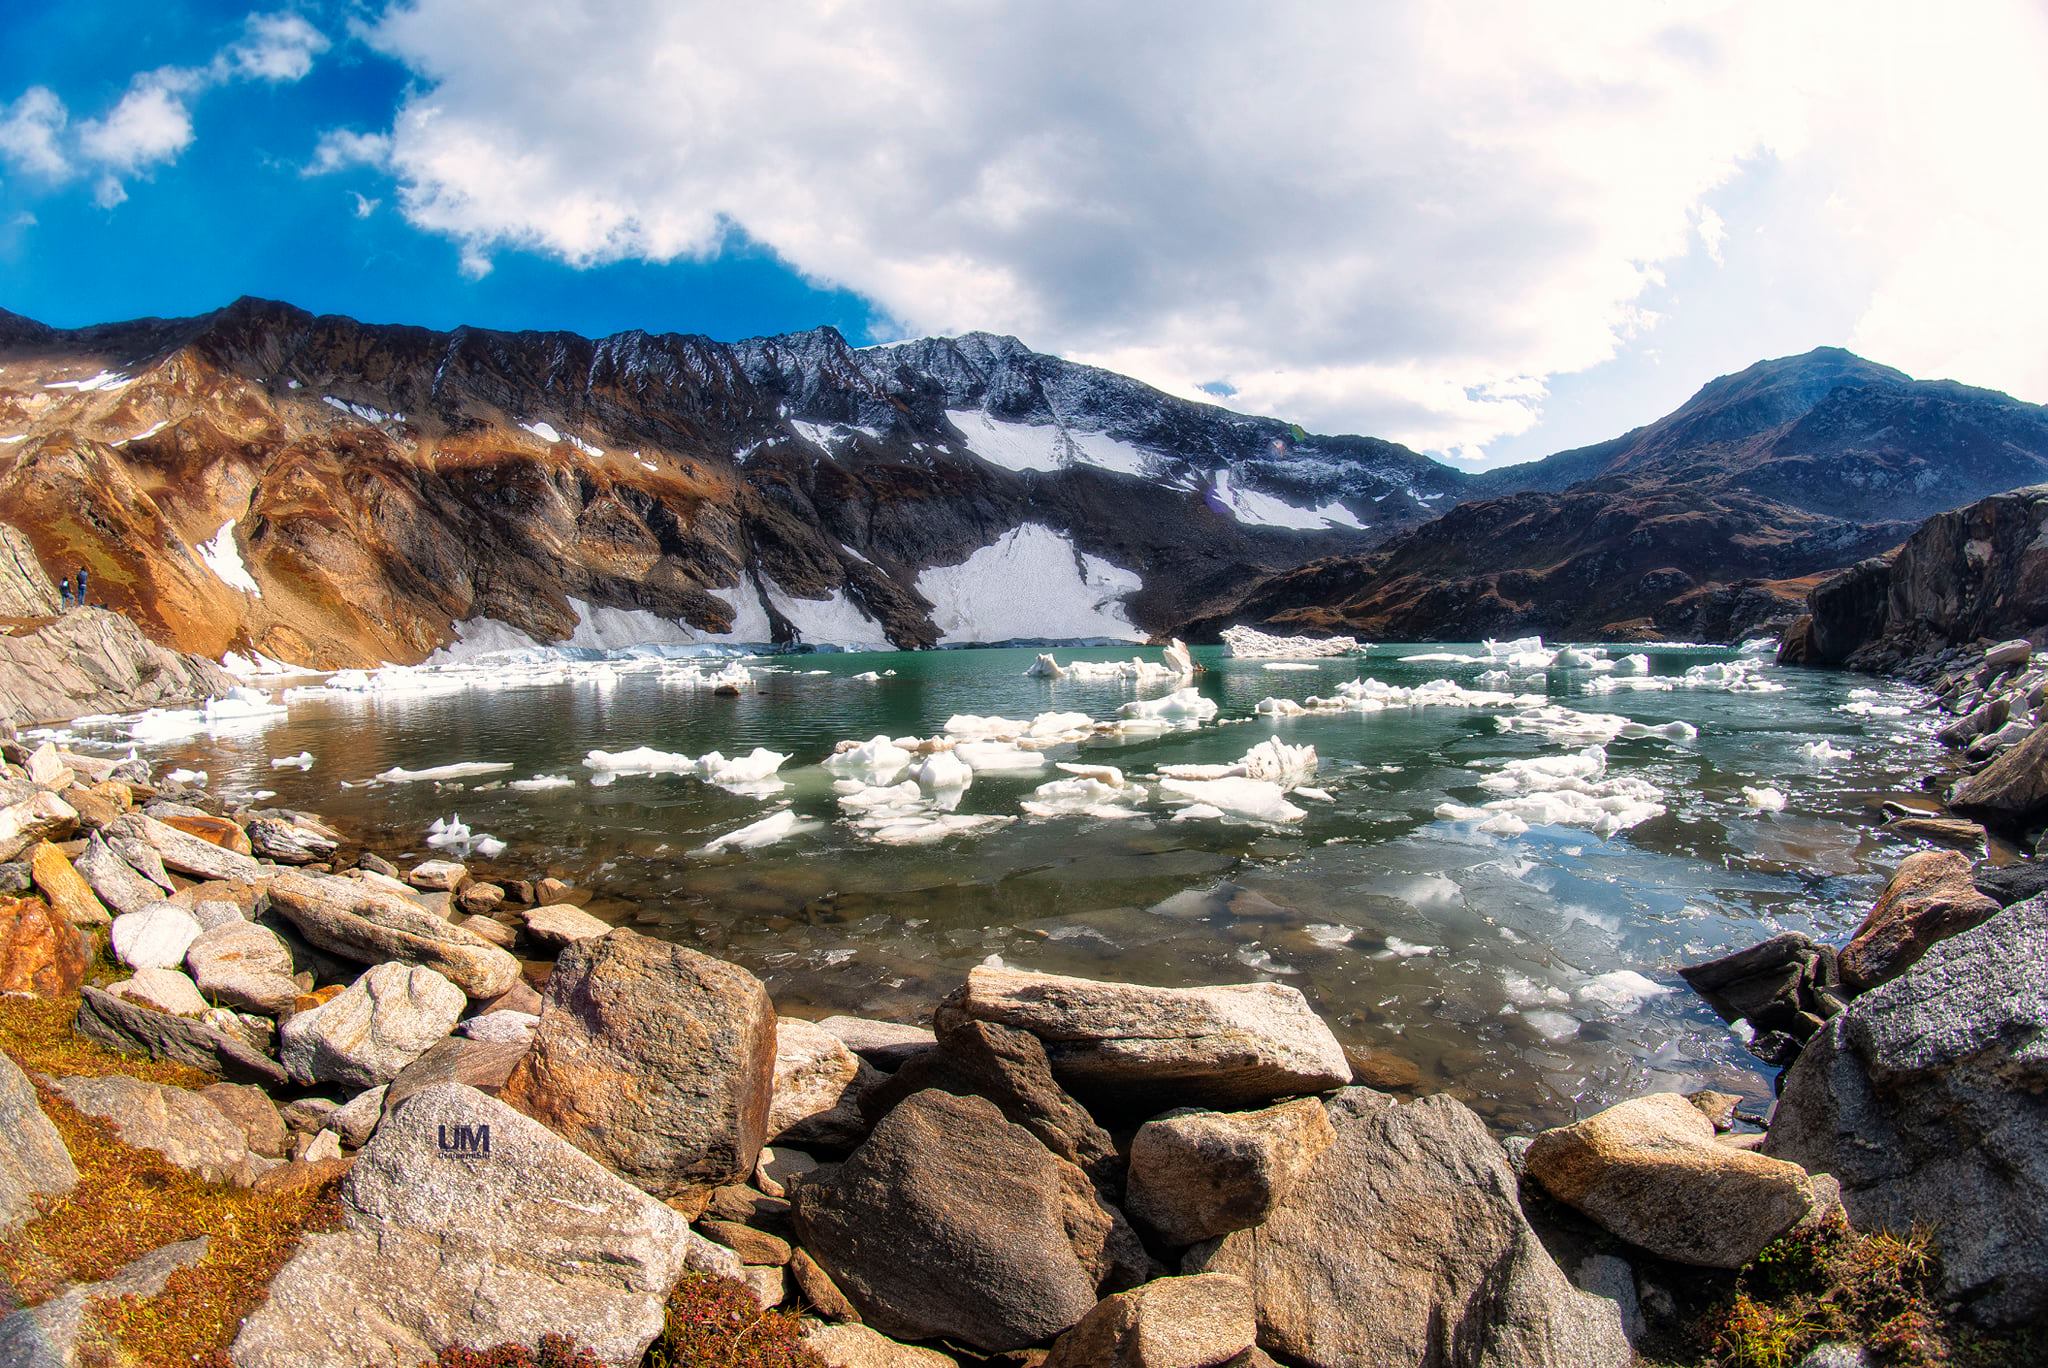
[329, 1085, 389, 1148]
[0, 1237, 209, 1368]
[519, 900, 613, 950]
[264, 868, 519, 999]
[1798, 1345, 1872, 1368]
[246, 814, 339, 865]
[201, 1082, 289, 1158]
[457, 1009, 538, 1044]
[800, 1321, 959, 1367]
[103, 823, 174, 891]
[112, 812, 262, 882]
[817, 1014, 938, 1069]
[768, 1017, 878, 1150]
[109, 903, 203, 970]
[1985, 639, 2033, 670]
[190, 898, 247, 930]
[76, 984, 287, 1085]
[500, 929, 777, 1195]
[793, 1088, 1148, 1352]
[956, 966, 1351, 1109]
[71, 833, 161, 915]
[1127, 1098, 1336, 1246]
[1187, 1090, 1631, 1368]
[0, 791, 76, 863]
[1043, 1272, 1256, 1368]
[49, 1074, 272, 1186]
[184, 918, 299, 1015]
[105, 966, 211, 1017]
[1765, 896, 2048, 1327]
[231, 1082, 735, 1368]
[0, 1050, 76, 1237]
[280, 962, 466, 1089]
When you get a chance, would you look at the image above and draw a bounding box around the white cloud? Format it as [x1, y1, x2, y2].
[0, 87, 69, 179]
[2, 9, 328, 205]
[349, 190, 380, 218]
[224, 12, 331, 82]
[304, 128, 391, 176]
[1696, 206, 1727, 265]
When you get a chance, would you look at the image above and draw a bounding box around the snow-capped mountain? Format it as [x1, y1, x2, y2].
[0, 298, 1461, 665]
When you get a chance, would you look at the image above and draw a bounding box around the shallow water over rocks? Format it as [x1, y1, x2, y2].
[52, 642, 1942, 1131]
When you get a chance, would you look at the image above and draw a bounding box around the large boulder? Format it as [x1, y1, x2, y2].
[264, 869, 519, 999]
[231, 1082, 734, 1367]
[0, 1237, 210, 1368]
[1187, 1089, 1630, 1368]
[0, 792, 77, 863]
[1042, 1273, 1257, 1368]
[1126, 1098, 1336, 1247]
[955, 967, 1351, 1109]
[279, 962, 466, 1089]
[27, 842, 109, 927]
[106, 966, 212, 1017]
[0, 1050, 76, 1237]
[76, 984, 287, 1085]
[49, 1074, 272, 1186]
[184, 918, 299, 1015]
[245, 815, 338, 865]
[1765, 896, 2048, 1327]
[1526, 1092, 1827, 1268]
[1838, 850, 2000, 994]
[1950, 723, 2048, 831]
[71, 834, 163, 916]
[0, 894, 88, 998]
[793, 1088, 1148, 1352]
[112, 814, 261, 883]
[500, 930, 776, 1196]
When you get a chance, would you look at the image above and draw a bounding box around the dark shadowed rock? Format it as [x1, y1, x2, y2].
[1765, 896, 2048, 1327]
[1838, 850, 2000, 994]
[1951, 722, 2048, 831]
[232, 1082, 734, 1367]
[75, 984, 286, 1085]
[793, 1088, 1147, 1352]
[382, 1034, 530, 1116]
[1526, 1092, 1827, 1268]
[0, 1051, 76, 1237]
[769, 1016, 881, 1151]
[956, 966, 1350, 1110]
[1678, 931, 1831, 1036]
[1126, 1098, 1335, 1247]
[500, 929, 777, 1195]
[817, 1014, 938, 1069]
[1973, 859, 2048, 907]
[1187, 1089, 1630, 1367]
[264, 868, 519, 998]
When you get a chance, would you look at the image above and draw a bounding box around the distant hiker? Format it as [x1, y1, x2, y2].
[58, 579, 72, 609]
[74, 568, 87, 607]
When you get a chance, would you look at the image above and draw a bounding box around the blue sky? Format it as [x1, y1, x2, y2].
[3, 2, 2043, 469]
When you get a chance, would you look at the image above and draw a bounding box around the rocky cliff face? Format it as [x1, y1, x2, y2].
[1779, 484, 2048, 671]
[0, 299, 1462, 666]
[1189, 348, 2048, 643]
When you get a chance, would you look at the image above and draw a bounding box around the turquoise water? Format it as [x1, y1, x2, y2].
[60, 643, 1942, 1130]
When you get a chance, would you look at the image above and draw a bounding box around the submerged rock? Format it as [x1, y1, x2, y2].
[1187, 1089, 1630, 1368]
[956, 966, 1351, 1109]
[500, 929, 776, 1195]
[1765, 895, 2048, 1327]
[794, 1088, 1148, 1352]
[1526, 1092, 1828, 1268]
[232, 1082, 733, 1367]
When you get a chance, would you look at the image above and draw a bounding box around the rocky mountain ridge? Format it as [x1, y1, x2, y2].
[0, 298, 1460, 667]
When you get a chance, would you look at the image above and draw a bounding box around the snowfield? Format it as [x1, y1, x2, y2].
[915, 523, 1145, 644]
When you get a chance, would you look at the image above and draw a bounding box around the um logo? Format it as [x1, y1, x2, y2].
[437, 1122, 491, 1159]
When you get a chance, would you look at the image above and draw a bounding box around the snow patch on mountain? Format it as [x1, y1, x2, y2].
[195, 520, 261, 596]
[947, 409, 1160, 479]
[915, 523, 1144, 644]
[1210, 467, 1366, 530]
[763, 586, 889, 649]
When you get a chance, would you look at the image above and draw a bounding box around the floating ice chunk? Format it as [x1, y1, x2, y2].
[1294, 785, 1334, 802]
[1524, 1010, 1581, 1041]
[1376, 936, 1437, 959]
[270, 752, 314, 770]
[953, 740, 1050, 773]
[1157, 776, 1306, 824]
[1553, 646, 1606, 669]
[696, 747, 789, 786]
[1238, 738, 1318, 789]
[1303, 924, 1355, 947]
[1170, 803, 1228, 822]
[1054, 762, 1125, 785]
[1157, 763, 1240, 780]
[1502, 972, 1571, 1008]
[1742, 785, 1787, 812]
[1617, 719, 1697, 741]
[1799, 739, 1851, 763]
[167, 768, 208, 785]
[912, 749, 974, 790]
[1118, 688, 1218, 722]
[1221, 625, 1358, 659]
[582, 747, 695, 776]
[509, 774, 575, 791]
[1574, 969, 1675, 1012]
[1739, 637, 1778, 654]
[825, 736, 913, 783]
[375, 760, 515, 783]
[426, 812, 505, 858]
[1262, 662, 1319, 672]
[1020, 775, 1150, 820]
[1615, 654, 1650, 675]
[863, 812, 1014, 845]
[698, 808, 814, 854]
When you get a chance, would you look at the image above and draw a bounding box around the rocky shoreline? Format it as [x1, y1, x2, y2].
[3, 686, 2046, 1367]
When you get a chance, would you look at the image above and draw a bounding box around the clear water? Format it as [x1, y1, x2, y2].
[57, 643, 1942, 1132]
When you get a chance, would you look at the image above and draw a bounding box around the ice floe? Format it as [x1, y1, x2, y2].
[824, 736, 914, 783]
[127, 689, 288, 744]
[1741, 785, 1788, 812]
[1158, 776, 1307, 825]
[374, 760, 515, 783]
[270, 752, 314, 770]
[427, 813, 505, 860]
[1220, 625, 1359, 659]
[698, 808, 816, 854]
[1117, 688, 1219, 723]
[1026, 639, 1193, 684]
[1799, 739, 1852, 763]
[1437, 744, 1666, 838]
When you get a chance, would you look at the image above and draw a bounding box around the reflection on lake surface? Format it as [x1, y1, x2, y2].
[49, 641, 1940, 1131]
